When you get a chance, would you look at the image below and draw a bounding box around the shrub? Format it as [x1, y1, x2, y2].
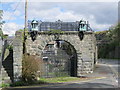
[10, 81, 28, 87]
[22, 54, 44, 83]
[6, 45, 13, 50]
[0, 83, 10, 88]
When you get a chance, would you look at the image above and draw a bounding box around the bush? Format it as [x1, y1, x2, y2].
[10, 81, 28, 87]
[0, 83, 10, 88]
[96, 23, 120, 59]
[22, 54, 44, 83]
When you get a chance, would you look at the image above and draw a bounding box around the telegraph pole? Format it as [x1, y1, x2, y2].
[23, 0, 28, 54]
[25, 0, 28, 30]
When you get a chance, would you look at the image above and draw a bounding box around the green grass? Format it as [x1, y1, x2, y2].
[39, 77, 79, 83]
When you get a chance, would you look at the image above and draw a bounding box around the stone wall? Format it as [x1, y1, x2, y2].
[0, 32, 23, 84]
[25, 31, 97, 76]
[11, 31, 97, 82]
[1, 39, 12, 84]
[13, 31, 23, 82]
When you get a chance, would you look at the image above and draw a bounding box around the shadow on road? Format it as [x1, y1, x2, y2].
[1, 82, 118, 90]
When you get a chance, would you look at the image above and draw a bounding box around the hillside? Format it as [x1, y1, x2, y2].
[95, 23, 120, 59]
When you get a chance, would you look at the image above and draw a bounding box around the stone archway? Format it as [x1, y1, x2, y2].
[25, 33, 82, 76]
[25, 32, 96, 76]
[41, 40, 77, 77]
[13, 31, 97, 81]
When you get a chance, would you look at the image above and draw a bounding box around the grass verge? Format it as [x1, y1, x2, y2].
[39, 77, 85, 83]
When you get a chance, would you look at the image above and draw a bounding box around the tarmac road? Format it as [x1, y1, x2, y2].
[1, 59, 120, 89]
[100, 59, 119, 87]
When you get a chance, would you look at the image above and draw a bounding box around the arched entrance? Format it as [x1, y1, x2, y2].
[41, 40, 77, 78]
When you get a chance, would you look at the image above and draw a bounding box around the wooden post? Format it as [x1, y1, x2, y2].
[23, 0, 28, 54]
[25, 0, 28, 30]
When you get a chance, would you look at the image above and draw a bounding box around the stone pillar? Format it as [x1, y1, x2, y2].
[77, 51, 83, 76]
[13, 31, 23, 82]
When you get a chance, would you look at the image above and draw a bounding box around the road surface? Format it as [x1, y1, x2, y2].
[2, 59, 120, 89]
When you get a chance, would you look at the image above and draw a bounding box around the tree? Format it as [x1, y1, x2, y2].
[95, 23, 120, 59]
[111, 23, 120, 46]
[0, 10, 6, 39]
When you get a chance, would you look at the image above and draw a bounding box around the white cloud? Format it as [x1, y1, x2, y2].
[27, 2, 117, 23]
[27, 5, 114, 31]
[56, 2, 118, 24]
[28, 7, 60, 18]
[28, 7, 80, 21]
[2, 23, 24, 36]
[55, 11, 86, 21]
[90, 21, 112, 31]
[3, 11, 16, 21]
[2, 2, 117, 36]
[3, 10, 21, 23]
[87, 15, 112, 31]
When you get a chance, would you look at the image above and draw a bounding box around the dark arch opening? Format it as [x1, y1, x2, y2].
[41, 40, 77, 77]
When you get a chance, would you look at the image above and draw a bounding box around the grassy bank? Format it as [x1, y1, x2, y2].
[39, 77, 79, 83]
[5, 77, 99, 87]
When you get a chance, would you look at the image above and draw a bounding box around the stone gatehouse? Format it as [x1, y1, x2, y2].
[1, 20, 98, 83]
[13, 31, 97, 81]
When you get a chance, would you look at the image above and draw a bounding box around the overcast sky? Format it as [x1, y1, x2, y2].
[0, 0, 118, 36]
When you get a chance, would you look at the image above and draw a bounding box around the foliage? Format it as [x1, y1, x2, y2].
[46, 29, 64, 35]
[0, 10, 3, 28]
[10, 81, 28, 87]
[0, 83, 10, 88]
[96, 23, 120, 46]
[0, 10, 5, 39]
[0, 30, 7, 39]
[6, 45, 13, 50]
[16, 29, 29, 41]
[10, 77, 79, 87]
[0, 31, 8, 39]
[22, 54, 44, 83]
[0, 30, 3, 37]
[95, 23, 120, 59]
[111, 23, 120, 46]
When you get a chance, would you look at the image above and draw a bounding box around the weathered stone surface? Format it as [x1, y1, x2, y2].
[11, 31, 97, 82]
[13, 31, 23, 82]
[25, 31, 97, 76]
